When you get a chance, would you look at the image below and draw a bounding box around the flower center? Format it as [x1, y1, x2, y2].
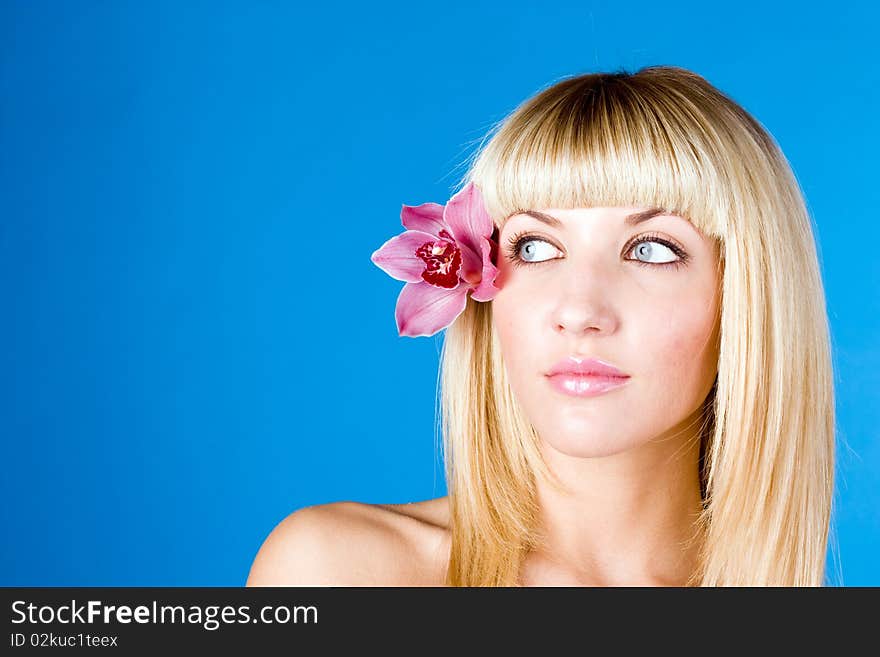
[415, 233, 461, 289]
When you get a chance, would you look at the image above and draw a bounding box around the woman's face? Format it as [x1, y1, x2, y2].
[491, 206, 721, 458]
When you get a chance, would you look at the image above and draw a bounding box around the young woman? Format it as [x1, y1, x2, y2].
[246, 65, 836, 587]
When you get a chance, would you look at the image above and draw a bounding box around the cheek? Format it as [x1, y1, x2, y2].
[641, 299, 719, 392]
[491, 300, 520, 360]
[491, 289, 543, 377]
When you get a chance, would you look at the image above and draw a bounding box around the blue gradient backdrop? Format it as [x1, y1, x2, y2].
[1, 1, 877, 585]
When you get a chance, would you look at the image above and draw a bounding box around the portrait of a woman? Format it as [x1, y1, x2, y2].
[246, 65, 835, 587]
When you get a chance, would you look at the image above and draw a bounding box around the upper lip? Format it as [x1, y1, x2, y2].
[546, 356, 629, 378]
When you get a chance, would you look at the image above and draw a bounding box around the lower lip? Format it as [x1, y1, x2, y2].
[546, 374, 630, 397]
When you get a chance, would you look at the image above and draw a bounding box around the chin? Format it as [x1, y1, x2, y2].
[539, 430, 642, 459]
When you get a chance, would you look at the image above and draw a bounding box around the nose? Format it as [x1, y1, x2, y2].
[551, 269, 619, 336]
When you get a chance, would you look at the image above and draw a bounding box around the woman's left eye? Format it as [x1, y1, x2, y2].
[627, 239, 680, 265]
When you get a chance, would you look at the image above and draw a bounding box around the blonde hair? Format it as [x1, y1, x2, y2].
[438, 66, 836, 586]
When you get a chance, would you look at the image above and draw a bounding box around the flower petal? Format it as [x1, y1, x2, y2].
[401, 202, 446, 235]
[469, 236, 501, 302]
[443, 182, 494, 254]
[456, 239, 483, 284]
[370, 230, 437, 282]
[395, 281, 469, 337]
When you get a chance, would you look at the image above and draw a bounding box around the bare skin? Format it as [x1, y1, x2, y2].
[247, 206, 719, 587]
[490, 206, 718, 586]
[245, 493, 701, 586]
[246, 498, 452, 587]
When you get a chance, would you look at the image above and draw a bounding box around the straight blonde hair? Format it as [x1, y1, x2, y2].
[438, 66, 836, 586]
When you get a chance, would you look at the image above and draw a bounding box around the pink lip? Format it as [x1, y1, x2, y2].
[547, 356, 629, 377]
[545, 357, 630, 398]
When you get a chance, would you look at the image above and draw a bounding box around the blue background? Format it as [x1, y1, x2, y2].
[1, 1, 877, 586]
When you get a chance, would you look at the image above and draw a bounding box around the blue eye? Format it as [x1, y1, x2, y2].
[503, 232, 559, 267]
[626, 234, 689, 269]
[630, 240, 678, 264]
[517, 237, 558, 263]
[504, 231, 690, 270]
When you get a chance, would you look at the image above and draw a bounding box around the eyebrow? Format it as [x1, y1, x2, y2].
[511, 207, 673, 228]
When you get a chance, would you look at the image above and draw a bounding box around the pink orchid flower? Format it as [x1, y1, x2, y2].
[370, 182, 501, 337]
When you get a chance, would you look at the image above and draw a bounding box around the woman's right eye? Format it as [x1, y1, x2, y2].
[515, 237, 558, 263]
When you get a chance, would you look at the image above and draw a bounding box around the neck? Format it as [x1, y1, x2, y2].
[526, 407, 707, 586]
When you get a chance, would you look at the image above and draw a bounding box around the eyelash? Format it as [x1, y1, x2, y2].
[503, 231, 690, 270]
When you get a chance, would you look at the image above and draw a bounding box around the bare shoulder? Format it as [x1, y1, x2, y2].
[246, 497, 450, 587]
